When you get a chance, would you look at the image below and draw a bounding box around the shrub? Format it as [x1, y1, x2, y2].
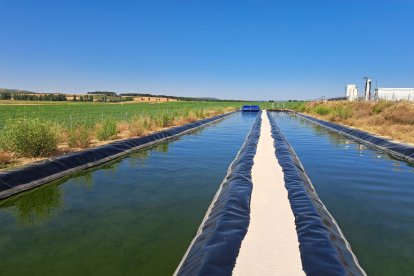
[68, 125, 92, 148]
[0, 150, 12, 168]
[352, 102, 373, 119]
[332, 106, 352, 119]
[173, 116, 187, 125]
[372, 100, 393, 114]
[96, 118, 117, 141]
[365, 114, 387, 125]
[151, 115, 163, 128]
[383, 102, 414, 125]
[195, 109, 205, 119]
[186, 111, 198, 122]
[1, 118, 58, 157]
[145, 116, 157, 131]
[314, 105, 330, 116]
[292, 103, 306, 112]
[162, 113, 174, 127]
[52, 123, 67, 144]
[128, 116, 148, 137]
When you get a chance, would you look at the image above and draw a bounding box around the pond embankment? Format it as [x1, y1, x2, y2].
[293, 101, 414, 145]
[176, 111, 364, 275]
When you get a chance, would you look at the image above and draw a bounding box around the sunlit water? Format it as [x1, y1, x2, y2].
[0, 112, 258, 275]
[270, 112, 414, 276]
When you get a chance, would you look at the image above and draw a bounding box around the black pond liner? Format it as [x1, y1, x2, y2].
[174, 112, 261, 276]
[0, 111, 237, 200]
[267, 111, 366, 276]
[296, 112, 414, 163]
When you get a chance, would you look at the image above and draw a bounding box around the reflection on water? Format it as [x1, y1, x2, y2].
[270, 112, 414, 276]
[241, 111, 260, 120]
[294, 114, 413, 170]
[1, 185, 62, 227]
[72, 172, 94, 189]
[153, 142, 169, 153]
[0, 142, 172, 227]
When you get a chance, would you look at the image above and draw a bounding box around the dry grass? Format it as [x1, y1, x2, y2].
[128, 116, 150, 137]
[298, 100, 414, 144]
[173, 116, 189, 126]
[186, 111, 199, 122]
[67, 125, 93, 149]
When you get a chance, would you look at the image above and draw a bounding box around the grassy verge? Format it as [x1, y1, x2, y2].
[293, 101, 414, 144]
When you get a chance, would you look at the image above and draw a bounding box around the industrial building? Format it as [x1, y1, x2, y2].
[374, 88, 414, 102]
[346, 77, 414, 102]
[345, 84, 359, 101]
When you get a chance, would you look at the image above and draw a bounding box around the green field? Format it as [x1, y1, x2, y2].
[0, 101, 301, 128]
[0, 100, 304, 167]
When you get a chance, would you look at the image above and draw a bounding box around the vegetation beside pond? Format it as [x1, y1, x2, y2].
[293, 101, 414, 144]
[0, 100, 300, 169]
[0, 102, 239, 169]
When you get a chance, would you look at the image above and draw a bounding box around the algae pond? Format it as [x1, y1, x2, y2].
[0, 112, 258, 275]
[1, 111, 413, 275]
[270, 112, 414, 276]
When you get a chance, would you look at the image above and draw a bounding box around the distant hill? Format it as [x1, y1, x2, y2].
[0, 88, 245, 102]
[119, 93, 244, 102]
[87, 91, 118, 96]
[84, 91, 224, 101]
[0, 88, 38, 94]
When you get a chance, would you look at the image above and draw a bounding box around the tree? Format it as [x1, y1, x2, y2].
[0, 92, 11, 100]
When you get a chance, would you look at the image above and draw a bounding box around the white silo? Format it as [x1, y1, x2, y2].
[345, 84, 358, 101]
[364, 78, 372, 101]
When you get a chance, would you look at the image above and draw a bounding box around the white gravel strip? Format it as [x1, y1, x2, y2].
[233, 111, 304, 276]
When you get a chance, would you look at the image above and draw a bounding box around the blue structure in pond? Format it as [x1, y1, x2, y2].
[241, 105, 260, 112]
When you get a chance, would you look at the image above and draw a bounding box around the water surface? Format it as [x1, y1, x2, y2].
[270, 112, 414, 276]
[0, 112, 257, 275]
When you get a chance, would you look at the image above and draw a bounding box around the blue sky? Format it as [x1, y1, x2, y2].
[1, 0, 413, 100]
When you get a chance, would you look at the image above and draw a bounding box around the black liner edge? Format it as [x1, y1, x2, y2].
[267, 111, 366, 276]
[0, 111, 237, 199]
[174, 111, 262, 276]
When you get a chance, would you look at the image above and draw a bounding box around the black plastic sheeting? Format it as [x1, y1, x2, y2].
[175, 112, 261, 276]
[296, 112, 414, 163]
[0, 112, 237, 200]
[267, 112, 366, 276]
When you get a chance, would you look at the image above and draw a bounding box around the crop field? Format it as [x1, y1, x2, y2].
[0, 100, 301, 167]
[0, 101, 232, 128]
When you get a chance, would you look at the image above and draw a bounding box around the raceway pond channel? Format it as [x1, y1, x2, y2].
[0, 112, 258, 275]
[269, 112, 414, 276]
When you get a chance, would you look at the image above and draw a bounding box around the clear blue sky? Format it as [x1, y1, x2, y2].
[1, 0, 413, 100]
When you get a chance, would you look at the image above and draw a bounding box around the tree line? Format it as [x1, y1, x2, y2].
[119, 93, 246, 102]
[0, 93, 68, 101]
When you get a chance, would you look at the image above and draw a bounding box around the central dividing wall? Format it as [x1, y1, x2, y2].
[176, 111, 366, 275]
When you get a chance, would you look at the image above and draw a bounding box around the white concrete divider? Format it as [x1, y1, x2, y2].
[233, 111, 304, 276]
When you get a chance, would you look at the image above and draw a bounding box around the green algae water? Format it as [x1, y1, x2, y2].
[270, 112, 414, 276]
[0, 113, 258, 275]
